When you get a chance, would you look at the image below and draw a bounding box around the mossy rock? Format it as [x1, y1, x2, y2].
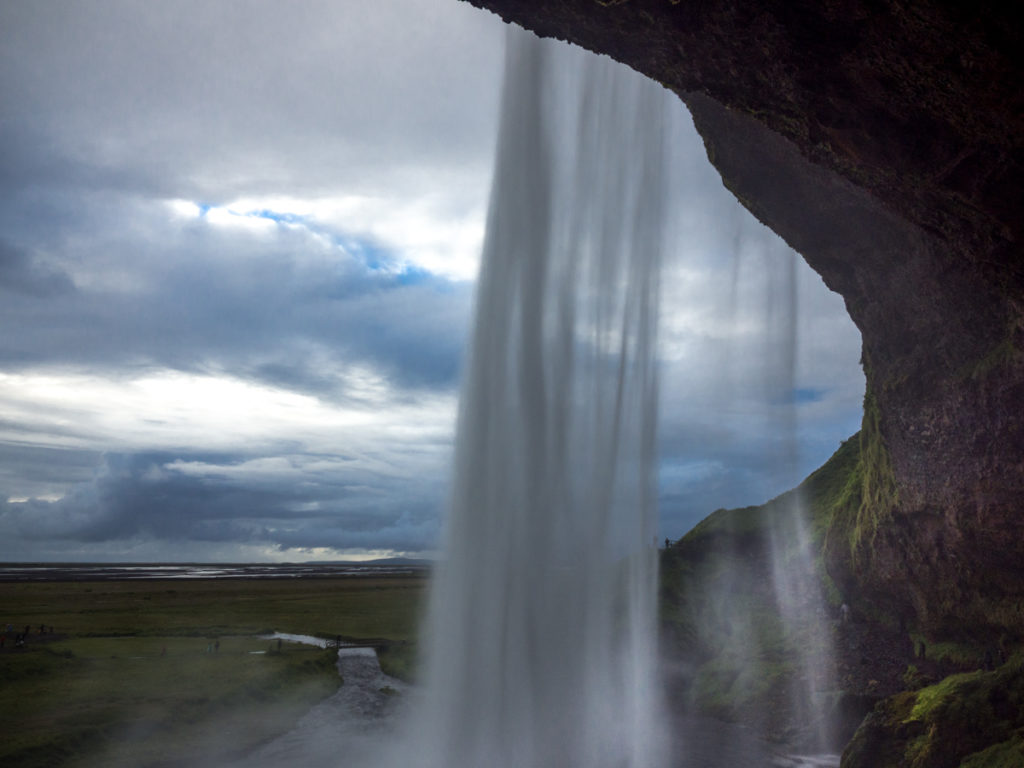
[841, 657, 1024, 767]
[959, 734, 1024, 768]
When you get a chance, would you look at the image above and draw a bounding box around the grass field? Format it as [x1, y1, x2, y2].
[0, 575, 427, 767]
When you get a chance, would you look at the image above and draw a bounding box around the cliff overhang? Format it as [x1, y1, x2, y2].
[463, 0, 1024, 643]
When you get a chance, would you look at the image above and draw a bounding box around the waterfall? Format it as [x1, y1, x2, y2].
[405, 26, 671, 768]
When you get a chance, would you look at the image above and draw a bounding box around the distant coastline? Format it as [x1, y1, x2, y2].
[0, 560, 432, 582]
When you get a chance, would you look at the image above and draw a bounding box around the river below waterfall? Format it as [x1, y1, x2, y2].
[229, 648, 837, 768]
[228, 648, 408, 768]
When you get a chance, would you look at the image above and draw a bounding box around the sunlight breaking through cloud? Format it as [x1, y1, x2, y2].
[165, 193, 485, 281]
[0, 369, 456, 455]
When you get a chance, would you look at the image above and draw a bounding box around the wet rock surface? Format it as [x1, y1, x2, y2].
[464, 1, 1023, 275]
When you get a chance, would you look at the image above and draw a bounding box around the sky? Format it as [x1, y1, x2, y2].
[0, 0, 864, 563]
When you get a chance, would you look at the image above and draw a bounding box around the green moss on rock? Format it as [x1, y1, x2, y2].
[821, 365, 899, 590]
[959, 734, 1024, 768]
[842, 656, 1024, 768]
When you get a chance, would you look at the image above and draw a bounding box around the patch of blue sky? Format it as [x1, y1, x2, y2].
[195, 198, 462, 290]
[335, 234, 404, 275]
[331, 234, 444, 287]
[394, 265, 433, 286]
[766, 387, 829, 406]
[791, 387, 826, 404]
[193, 202, 305, 227]
[249, 209, 306, 226]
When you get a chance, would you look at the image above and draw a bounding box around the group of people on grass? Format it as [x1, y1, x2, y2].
[0, 622, 55, 649]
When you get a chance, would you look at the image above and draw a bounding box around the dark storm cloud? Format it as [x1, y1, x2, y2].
[267, 497, 441, 553]
[0, 240, 76, 299]
[2, 452, 271, 543]
[0, 450, 442, 556]
[0, 443, 103, 504]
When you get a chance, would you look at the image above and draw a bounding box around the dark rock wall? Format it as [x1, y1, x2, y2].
[465, 0, 1024, 639]
[465, 1, 1024, 272]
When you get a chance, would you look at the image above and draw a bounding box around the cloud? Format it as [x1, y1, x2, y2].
[0, 190, 475, 395]
[0, 368, 457, 470]
[0, 0, 503, 199]
[0, 448, 445, 559]
[0, 1, 865, 560]
[0, 240, 75, 299]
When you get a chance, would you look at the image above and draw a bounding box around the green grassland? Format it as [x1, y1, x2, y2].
[0, 575, 426, 767]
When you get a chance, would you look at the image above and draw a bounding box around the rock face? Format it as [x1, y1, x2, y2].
[841, 659, 1024, 768]
[465, 0, 1024, 641]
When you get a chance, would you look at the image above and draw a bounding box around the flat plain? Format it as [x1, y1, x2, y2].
[0, 575, 426, 767]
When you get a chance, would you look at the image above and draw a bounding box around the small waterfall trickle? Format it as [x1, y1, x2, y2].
[760, 243, 839, 752]
[670, 220, 839, 754]
[403, 27, 672, 768]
